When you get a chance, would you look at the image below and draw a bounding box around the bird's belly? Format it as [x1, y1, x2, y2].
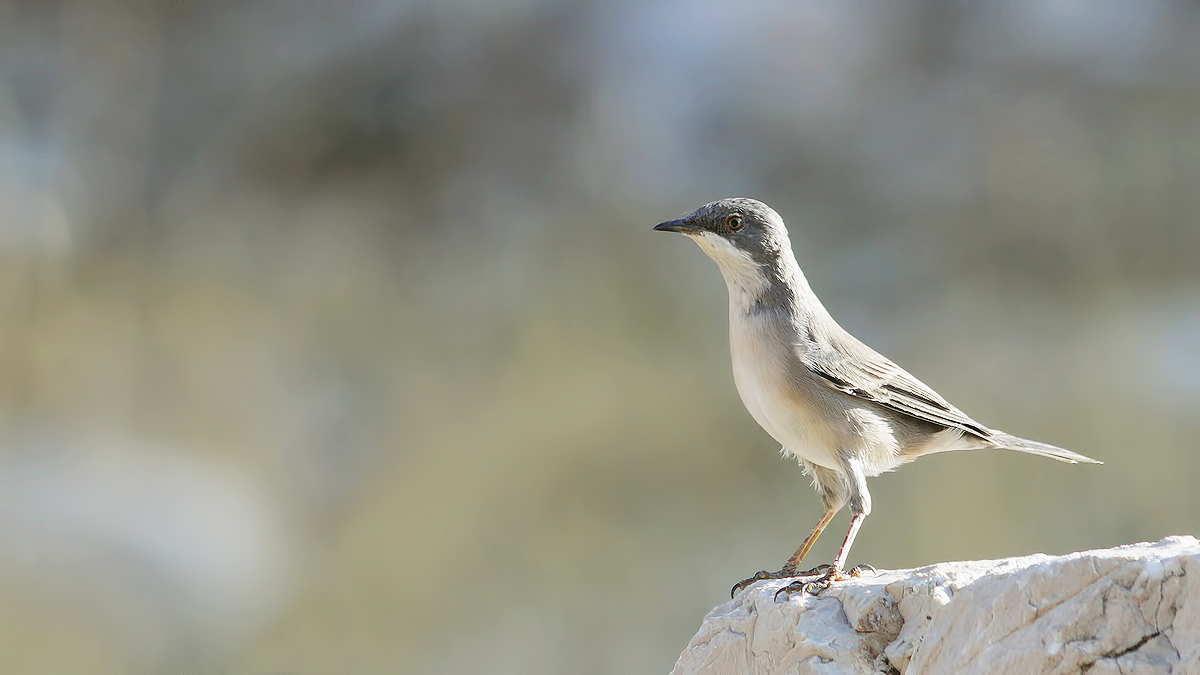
[730, 330, 841, 469]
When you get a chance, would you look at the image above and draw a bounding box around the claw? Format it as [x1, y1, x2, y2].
[775, 580, 803, 601]
[774, 570, 838, 600]
[732, 562, 866, 599]
[848, 563, 876, 577]
[731, 569, 784, 598]
[772, 563, 876, 601]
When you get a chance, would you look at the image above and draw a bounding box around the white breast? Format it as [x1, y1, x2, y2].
[728, 307, 843, 470]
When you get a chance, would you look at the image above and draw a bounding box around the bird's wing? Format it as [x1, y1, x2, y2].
[797, 330, 991, 438]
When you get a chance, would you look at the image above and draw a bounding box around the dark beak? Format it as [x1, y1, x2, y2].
[654, 218, 701, 234]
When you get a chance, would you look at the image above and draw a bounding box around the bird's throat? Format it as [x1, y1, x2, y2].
[688, 232, 772, 301]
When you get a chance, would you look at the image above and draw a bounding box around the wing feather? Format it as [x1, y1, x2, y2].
[798, 329, 991, 438]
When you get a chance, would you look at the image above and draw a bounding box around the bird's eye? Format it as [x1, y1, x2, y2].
[726, 214, 744, 231]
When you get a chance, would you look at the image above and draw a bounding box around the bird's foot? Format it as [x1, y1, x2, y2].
[772, 563, 877, 601]
[730, 564, 832, 598]
[731, 569, 786, 598]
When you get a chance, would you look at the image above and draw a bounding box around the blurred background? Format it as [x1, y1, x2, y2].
[0, 0, 1198, 672]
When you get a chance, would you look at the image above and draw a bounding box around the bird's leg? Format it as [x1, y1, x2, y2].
[774, 511, 869, 599]
[776, 456, 876, 600]
[782, 507, 838, 575]
[730, 507, 837, 597]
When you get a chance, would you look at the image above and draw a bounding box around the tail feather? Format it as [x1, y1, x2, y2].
[988, 431, 1102, 464]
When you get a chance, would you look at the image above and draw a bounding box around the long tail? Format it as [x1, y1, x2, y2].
[988, 431, 1102, 464]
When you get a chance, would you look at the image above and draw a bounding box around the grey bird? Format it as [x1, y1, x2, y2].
[654, 197, 1101, 599]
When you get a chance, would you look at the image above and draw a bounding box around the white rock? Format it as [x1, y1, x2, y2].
[671, 537, 1200, 675]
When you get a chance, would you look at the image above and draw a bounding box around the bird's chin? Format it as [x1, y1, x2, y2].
[689, 231, 753, 265]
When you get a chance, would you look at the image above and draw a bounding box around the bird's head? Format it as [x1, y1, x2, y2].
[654, 198, 793, 284]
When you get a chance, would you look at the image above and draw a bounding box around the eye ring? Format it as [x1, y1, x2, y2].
[725, 214, 744, 231]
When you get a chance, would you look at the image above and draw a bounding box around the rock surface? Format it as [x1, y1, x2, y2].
[671, 537, 1200, 674]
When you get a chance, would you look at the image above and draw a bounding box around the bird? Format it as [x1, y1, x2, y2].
[653, 197, 1101, 600]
